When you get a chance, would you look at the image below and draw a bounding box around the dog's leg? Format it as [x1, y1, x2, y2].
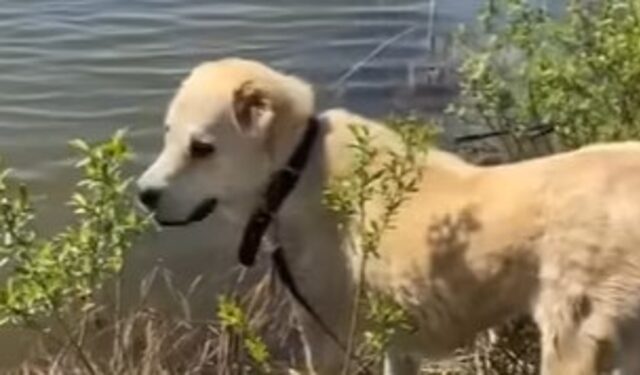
[383, 349, 420, 375]
[536, 296, 616, 375]
[538, 331, 613, 375]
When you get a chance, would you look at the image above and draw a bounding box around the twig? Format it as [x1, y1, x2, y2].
[426, 0, 436, 52]
[332, 25, 421, 91]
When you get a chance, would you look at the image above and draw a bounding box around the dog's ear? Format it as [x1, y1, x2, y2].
[232, 81, 275, 136]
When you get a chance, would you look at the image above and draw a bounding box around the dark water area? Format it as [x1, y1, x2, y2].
[0, 0, 486, 178]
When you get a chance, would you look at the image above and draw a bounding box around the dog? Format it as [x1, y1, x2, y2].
[137, 58, 640, 375]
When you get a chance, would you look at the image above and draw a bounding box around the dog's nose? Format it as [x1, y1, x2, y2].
[138, 188, 162, 210]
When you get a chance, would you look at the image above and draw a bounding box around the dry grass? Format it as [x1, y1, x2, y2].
[10, 261, 540, 375]
[10, 266, 302, 375]
[423, 316, 539, 375]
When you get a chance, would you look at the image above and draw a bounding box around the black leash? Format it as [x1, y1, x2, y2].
[271, 246, 349, 353]
[454, 123, 554, 144]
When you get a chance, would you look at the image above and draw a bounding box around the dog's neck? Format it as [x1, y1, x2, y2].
[273, 110, 481, 269]
[265, 110, 315, 172]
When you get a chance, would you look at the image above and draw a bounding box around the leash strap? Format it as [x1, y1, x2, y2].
[271, 246, 348, 352]
[454, 123, 554, 144]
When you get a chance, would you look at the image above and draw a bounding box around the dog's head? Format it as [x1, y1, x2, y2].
[136, 58, 314, 226]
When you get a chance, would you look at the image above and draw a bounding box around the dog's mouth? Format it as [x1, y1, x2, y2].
[157, 198, 218, 227]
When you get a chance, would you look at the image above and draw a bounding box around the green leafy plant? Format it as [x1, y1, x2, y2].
[217, 294, 273, 374]
[451, 0, 640, 159]
[360, 292, 413, 366]
[323, 118, 433, 374]
[0, 131, 148, 374]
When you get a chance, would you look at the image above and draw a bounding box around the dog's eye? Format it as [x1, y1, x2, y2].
[190, 140, 216, 159]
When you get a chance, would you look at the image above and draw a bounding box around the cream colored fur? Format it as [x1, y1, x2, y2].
[138, 58, 640, 375]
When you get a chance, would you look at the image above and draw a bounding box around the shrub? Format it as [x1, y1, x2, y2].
[323, 116, 433, 374]
[0, 131, 148, 374]
[451, 0, 640, 159]
[1, 133, 292, 375]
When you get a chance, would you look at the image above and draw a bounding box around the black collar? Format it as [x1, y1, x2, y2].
[238, 116, 320, 267]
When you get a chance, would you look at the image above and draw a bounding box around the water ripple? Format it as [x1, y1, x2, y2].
[0, 0, 484, 182]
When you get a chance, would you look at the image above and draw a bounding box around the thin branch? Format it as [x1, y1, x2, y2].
[332, 25, 421, 90]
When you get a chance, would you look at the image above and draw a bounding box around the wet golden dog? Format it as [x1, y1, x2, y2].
[138, 58, 640, 375]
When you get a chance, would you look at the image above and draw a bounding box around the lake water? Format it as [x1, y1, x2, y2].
[0, 0, 486, 366]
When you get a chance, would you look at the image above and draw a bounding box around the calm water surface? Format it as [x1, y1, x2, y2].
[0, 0, 486, 365]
